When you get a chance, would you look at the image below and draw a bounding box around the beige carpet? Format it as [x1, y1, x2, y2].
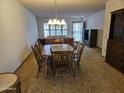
[16, 47, 124, 93]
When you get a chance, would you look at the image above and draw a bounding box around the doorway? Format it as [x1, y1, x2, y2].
[72, 22, 83, 42]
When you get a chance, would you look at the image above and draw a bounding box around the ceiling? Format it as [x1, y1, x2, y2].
[20, 0, 106, 18]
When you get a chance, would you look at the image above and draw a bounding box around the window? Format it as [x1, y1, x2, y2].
[43, 23, 67, 37]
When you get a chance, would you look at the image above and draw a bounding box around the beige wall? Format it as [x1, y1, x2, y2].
[85, 10, 105, 48]
[0, 0, 38, 72]
[37, 17, 82, 39]
[102, 0, 124, 57]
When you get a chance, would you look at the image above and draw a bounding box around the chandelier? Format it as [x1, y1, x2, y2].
[48, 0, 66, 25]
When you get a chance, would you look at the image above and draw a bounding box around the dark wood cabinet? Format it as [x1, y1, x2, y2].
[106, 9, 124, 73]
[84, 29, 98, 47]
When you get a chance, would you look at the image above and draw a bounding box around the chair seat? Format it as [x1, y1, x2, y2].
[0, 74, 17, 92]
[0, 73, 21, 93]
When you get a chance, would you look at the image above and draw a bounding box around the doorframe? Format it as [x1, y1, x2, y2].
[72, 21, 83, 42]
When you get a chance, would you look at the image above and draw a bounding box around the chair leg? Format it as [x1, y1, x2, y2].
[44, 63, 48, 79]
[76, 62, 81, 73]
[74, 62, 77, 71]
[52, 67, 56, 77]
[39, 66, 41, 72]
[16, 81, 21, 93]
[77, 62, 80, 69]
[71, 63, 75, 77]
[37, 66, 40, 78]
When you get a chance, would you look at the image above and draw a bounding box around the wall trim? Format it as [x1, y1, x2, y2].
[15, 52, 33, 73]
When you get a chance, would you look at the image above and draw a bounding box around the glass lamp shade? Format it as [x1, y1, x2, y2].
[48, 19, 53, 25]
[53, 19, 57, 25]
[61, 19, 66, 25]
[48, 19, 66, 25]
[56, 19, 61, 25]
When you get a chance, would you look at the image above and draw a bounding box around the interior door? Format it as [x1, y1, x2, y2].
[73, 22, 83, 42]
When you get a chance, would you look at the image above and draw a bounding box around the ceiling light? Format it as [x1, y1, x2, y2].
[48, 0, 66, 25]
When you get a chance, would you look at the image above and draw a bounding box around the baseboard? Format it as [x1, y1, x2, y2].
[15, 52, 33, 73]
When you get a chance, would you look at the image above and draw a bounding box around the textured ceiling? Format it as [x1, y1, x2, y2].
[20, 0, 106, 18]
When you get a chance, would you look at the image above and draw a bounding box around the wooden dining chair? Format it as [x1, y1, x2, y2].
[31, 45, 46, 78]
[78, 43, 85, 61]
[74, 43, 85, 68]
[73, 41, 80, 50]
[50, 50, 75, 77]
[35, 42, 43, 55]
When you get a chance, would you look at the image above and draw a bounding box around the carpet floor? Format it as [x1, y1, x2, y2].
[15, 47, 124, 93]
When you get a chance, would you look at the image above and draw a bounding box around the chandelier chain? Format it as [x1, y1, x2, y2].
[55, 0, 57, 19]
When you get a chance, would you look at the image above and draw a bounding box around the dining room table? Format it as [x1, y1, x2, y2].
[41, 44, 74, 57]
[40, 44, 75, 78]
[40, 44, 79, 78]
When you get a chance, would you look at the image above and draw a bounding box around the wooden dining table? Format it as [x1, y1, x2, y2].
[41, 44, 77, 78]
[41, 44, 74, 57]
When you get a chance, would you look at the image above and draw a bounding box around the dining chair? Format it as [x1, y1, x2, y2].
[78, 43, 85, 61]
[74, 43, 85, 69]
[31, 45, 46, 78]
[73, 41, 80, 50]
[35, 42, 43, 55]
[50, 50, 75, 77]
